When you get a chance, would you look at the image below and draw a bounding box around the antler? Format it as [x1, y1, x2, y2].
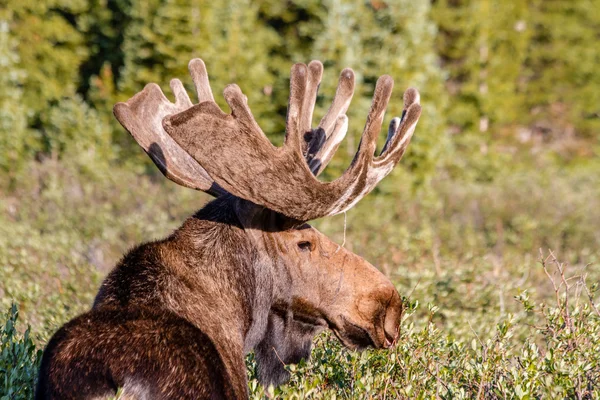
[113, 59, 226, 197]
[160, 59, 421, 221]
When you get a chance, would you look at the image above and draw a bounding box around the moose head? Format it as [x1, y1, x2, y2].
[37, 58, 421, 399]
[113, 58, 421, 387]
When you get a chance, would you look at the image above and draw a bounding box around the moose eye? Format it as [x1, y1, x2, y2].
[297, 241, 313, 252]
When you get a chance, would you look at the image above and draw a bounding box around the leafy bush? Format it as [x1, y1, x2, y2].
[0, 304, 41, 400]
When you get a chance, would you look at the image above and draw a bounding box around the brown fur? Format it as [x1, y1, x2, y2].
[37, 196, 403, 399]
[37, 59, 420, 399]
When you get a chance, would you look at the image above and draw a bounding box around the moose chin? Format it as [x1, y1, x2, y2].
[35, 58, 422, 399]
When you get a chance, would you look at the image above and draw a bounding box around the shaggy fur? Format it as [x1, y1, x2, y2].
[37, 196, 403, 399]
[37, 58, 419, 399]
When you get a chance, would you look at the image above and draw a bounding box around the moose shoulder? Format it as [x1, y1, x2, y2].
[36, 59, 421, 399]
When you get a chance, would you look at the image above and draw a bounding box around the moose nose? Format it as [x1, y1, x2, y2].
[383, 288, 403, 347]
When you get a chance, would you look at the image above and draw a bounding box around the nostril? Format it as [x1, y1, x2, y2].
[383, 289, 402, 345]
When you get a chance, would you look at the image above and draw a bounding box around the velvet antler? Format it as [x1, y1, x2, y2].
[163, 60, 421, 221]
[115, 58, 421, 221]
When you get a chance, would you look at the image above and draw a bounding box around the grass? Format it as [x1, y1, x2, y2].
[1, 156, 599, 398]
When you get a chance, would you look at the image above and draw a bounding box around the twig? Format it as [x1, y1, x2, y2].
[407, 277, 422, 301]
[334, 211, 348, 254]
[382, 375, 391, 400]
[549, 250, 574, 334]
[582, 273, 600, 317]
[416, 358, 449, 392]
[272, 346, 286, 367]
[467, 320, 484, 348]
[467, 321, 487, 400]
[541, 250, 560, 307]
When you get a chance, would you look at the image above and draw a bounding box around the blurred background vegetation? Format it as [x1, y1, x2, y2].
[1, 0, 599, 398]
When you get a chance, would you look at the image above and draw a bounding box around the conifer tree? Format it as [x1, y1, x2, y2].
[77, 0, 131, 99]
[0, 19, 30, 182]
[432, 0, 532, 181]
[5, 0, 88, 114]
[433, 0, 531, 134]
[525, 0, 600, 141]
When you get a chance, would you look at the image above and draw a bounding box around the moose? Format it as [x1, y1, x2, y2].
[36, 58, 421, 399]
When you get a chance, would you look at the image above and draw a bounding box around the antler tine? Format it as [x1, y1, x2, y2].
[319, 68, 355, 134]
[299, 61, 324, 140]
[222, 84, 268, 142]
[188, 58, 215, 103]
[113, 58, 226, 197]
[356, 75, 394, 161]
[170, 78, 193, 108]
[323, 75, 393, 179]
[376, 88, 421, 162]
[297, 61, 324, 157]
[309, 68, 355, 175]
[285, 63, 310, 153]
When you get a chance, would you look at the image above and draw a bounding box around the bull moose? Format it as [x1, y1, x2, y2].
[36, 59, 422, 399]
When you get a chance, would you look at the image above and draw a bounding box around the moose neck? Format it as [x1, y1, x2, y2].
[93, 195, 303, 391]
[160, 196, 276, 355]
[232, 199, 297, 304]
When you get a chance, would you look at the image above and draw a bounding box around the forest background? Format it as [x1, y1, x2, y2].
[1, 0, 600, 398]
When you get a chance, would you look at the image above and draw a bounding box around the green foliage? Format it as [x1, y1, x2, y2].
[0, 19, 31, 184]
[41, 96, 115, 174]
[525, 0, 600, 140]
[0, 304, 42, 400]
[432, 0, 600, 178]
[433, 0, 531, 131]
[5, 0, 88, 114]
[432, 0, 532, 183]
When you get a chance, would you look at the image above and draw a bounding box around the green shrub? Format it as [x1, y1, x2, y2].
[0, 304, 41, 400]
